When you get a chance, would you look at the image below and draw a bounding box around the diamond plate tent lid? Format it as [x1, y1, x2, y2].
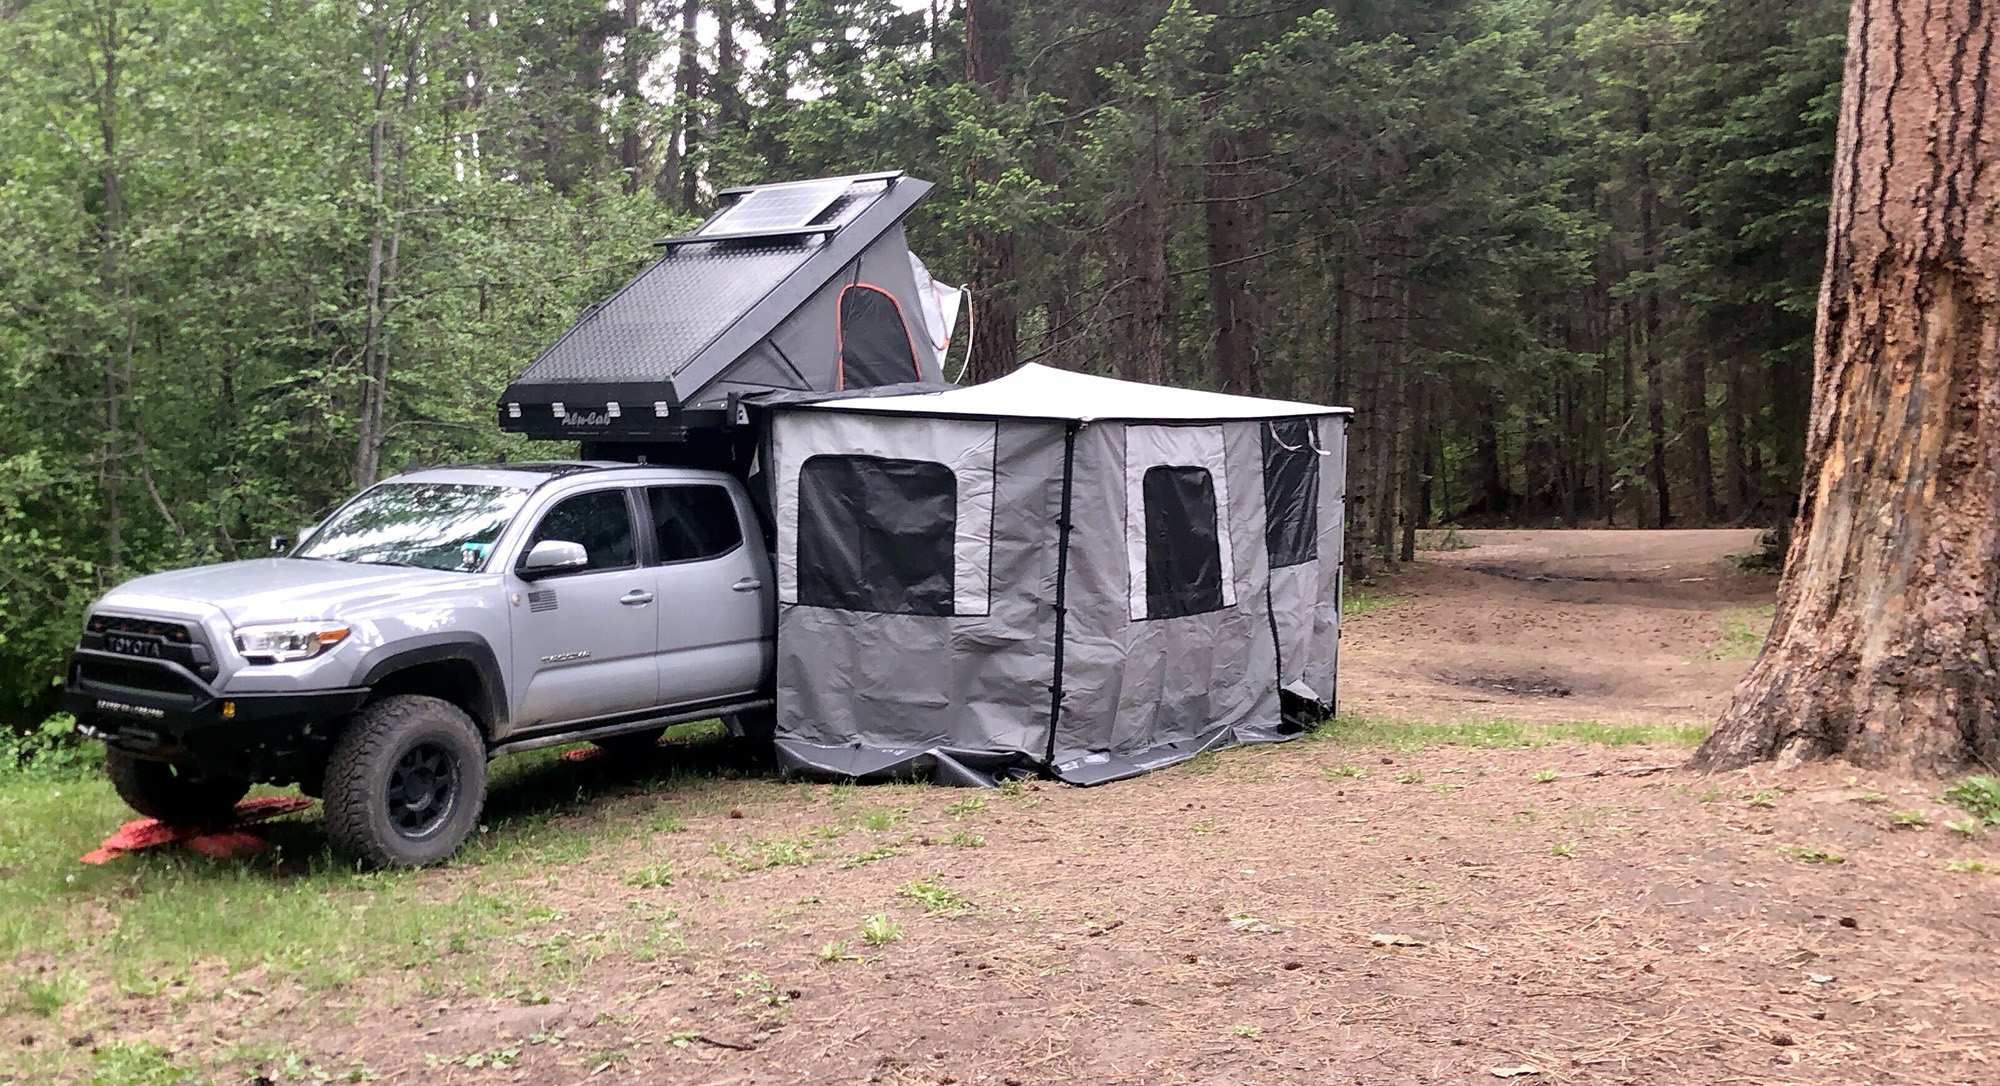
[499, 173, 934, 438]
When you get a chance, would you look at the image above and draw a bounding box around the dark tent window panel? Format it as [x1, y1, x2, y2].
[1262, 419, 1320, 567]
[1143, 465, 1226, 619]
[797, 455, 957, 615]
[838, 284, 922, 389]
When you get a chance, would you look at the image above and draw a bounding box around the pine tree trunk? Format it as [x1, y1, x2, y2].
[1639, 126, 1672, 528]
[95, 0, 125, 571]
[1683, 347, 1718, 521]
[962, 0, 1017, 383]
[1111, 112, 1168, 385]
[617, 0, 642, 194]
[1693, 0, 2000, 775]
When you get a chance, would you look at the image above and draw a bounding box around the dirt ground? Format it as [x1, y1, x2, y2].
[15, 530, 2000, 1085]
[1343, 528, 1772, 727]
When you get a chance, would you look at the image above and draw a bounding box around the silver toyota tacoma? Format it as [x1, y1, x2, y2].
[66, 462, 777, 866]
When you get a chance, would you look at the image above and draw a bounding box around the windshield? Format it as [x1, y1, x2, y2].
[296, 483, 529, 572]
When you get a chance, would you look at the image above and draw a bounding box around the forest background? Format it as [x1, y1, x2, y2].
[0, 0, 1844, 726]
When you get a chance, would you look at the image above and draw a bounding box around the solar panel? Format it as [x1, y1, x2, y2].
[700, 178, 851, 237]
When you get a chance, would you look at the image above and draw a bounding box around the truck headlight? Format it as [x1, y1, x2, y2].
[233, 622, 351, 664]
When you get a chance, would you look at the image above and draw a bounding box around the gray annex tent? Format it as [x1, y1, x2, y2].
[764, 363, 1352, 786]
[499, 171, 960, 443]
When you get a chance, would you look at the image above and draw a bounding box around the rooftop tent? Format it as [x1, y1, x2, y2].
[498, 172, 958, 443]
[764, 363, 1352, 786]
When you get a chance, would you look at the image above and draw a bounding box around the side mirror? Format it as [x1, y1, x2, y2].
[269, 534, 293, 554]
[519, 539, 589, 578]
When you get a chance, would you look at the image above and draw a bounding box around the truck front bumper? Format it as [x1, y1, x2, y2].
[66, 647, 368, 778]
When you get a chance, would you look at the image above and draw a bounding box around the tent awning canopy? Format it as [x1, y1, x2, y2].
[792, 363, 1353, 423]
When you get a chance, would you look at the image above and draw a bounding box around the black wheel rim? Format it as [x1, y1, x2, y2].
[386, 741, 458, 840]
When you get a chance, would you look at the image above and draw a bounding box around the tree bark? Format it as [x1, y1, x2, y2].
[962, 0, 1017, 383]
[1203, 124, 1264, 394]
[1111, 112, 1168, 385]
[94, 0, 126, 572]
[1683, 343, 1718, 521]
[1639, 111, 1672, 528]
[1694, 0, 2000, 775]
[617, 0, 644, 194]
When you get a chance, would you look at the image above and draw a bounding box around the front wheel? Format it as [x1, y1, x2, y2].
[322, 695, 486, 868]
[105, 748, 250, 825]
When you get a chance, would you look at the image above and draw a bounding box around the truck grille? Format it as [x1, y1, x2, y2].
[80, 613, 217, 683]
[86, 615, 196, 643]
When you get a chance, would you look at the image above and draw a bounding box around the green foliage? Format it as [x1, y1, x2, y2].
[1944, 777, 2000, 824]
[895, 874, 972, 915]
[859, 913, 903, 946]
[0, 0, 1848, 733]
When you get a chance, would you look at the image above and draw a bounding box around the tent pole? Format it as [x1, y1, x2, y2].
[1043, 422, 1079, 769]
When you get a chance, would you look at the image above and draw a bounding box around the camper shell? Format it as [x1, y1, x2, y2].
[499, 171, 960, 451]
[497, 171, 1353, 785]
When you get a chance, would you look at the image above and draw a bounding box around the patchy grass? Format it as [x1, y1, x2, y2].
[1414, 526, 1473, 552]
[1705, 605, 1774, 660]
[895, 874, 971, 915]
[0, 731, 762, 998]
[1341, 587, 1406, 619]
[1779, 845, 1845, 865]
[1306, 713, 1707, 752]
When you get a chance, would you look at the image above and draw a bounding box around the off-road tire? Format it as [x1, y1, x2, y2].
[105, 748, 250, 825]
[590, 728, 664, 757]
[322, 695, 486, 868]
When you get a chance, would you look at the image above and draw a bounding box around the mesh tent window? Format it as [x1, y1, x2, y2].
[1262, 419, 1320, 567]
[837, 284, 921, 389]
[796, 455, 956, 615]
[1143, 465, 1226, 619]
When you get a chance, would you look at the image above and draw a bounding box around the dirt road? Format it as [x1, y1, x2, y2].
[1343, 528, 1772, 725]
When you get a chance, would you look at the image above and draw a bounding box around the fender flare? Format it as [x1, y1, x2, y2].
[355, 634, 509, 735]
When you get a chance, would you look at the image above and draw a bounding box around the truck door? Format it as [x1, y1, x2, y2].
[644, 483, 773, 704]
[508, 487, 661, 726]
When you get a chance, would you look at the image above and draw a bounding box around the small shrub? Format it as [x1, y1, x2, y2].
[860, 914, 902, 946]
[1531, 768, 1559, 784]
[0, 713, 95, 779]
[1888, 810, 1929, 829]
[817, 939, 849, 963]
[896, 875, 971, 915]
[1944, 776, 2000, 824]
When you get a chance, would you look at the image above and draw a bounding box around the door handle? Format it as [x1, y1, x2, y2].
[731, 577, 764, 593]
[620, 589, 656, 606]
